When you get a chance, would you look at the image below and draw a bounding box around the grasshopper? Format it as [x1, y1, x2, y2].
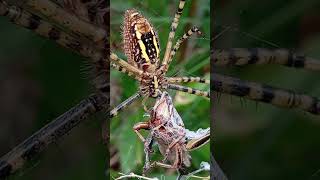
[133, 91, 210, 175]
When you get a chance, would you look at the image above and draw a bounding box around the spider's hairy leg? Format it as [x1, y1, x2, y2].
[0, 2, 109, 96]
[163, 26, 202, 72]
[0, 2, 95, 58]
[212, 48, 320, 71]
[212, 73, 320, 115]
[110, 92, 141, 118]
[52, 0, 108, 27]
[162, 0, 186, 66]
[167, 76, 209, 84]
[0, 94, 108, 178]
[111, 63, 142, 81]
[110, 53, 143, 78]
[167, 84, 210, 98]
[12, 0, 107, 46]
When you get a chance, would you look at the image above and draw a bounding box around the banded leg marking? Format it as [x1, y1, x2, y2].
[20, 0, 107, 45]
[0, 2, 103, 60]
[0, 94, 108, 178]
[212, 48, 320, 71]
[167, 76, 209, 84]
[110, 92, 141, 118]
[212, 73, 320, 115]
[111, 63, 141, 81]
[162, 0, 186, 66]
[110, 53, 144, 77]
[51, 0, 108, 27]
[0, 2, 109, 97]
[164, 26, 202, 72]
[167, 84, 210, 98]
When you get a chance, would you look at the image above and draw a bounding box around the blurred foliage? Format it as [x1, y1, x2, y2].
[110, 0, 210, 179]
[214, 0, 320, 179]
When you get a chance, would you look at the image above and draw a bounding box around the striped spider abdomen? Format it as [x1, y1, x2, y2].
[124, 9, 160, 73]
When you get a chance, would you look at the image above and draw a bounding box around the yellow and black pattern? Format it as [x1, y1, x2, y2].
[212, 48, 320, 71]
[110, 53, 144, 77]
[212, 73, 320, 114]
[0, 2, 109, 97]
[110, 0, 209, 118]
[162, 0, 186, 66]
[0, 2, 91, 57]
[168, 84, 210, 98]
[167, 77, 209, 84]
[111, 63, 142, 81]
[19, 0, 107, 45]
[124, 9, 160, 72]
[165, 26, 202, 71]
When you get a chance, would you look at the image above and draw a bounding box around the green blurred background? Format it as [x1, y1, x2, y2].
[214, 0, 320, 179]
[110, 0, 210, 179]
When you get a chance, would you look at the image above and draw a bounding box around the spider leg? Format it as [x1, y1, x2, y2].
[212, 48, 320, 71]
[0, 2, 109, 97]
[167, 76, 209, 84]
[212, 73, 320, 115]
[167, 84, 210, 98]
[162, 0, 186, 66]
[110, 92, 141, 118]
[0, 94, 108, 178]
[163, 26, 202, 72]
[110, 53, 144, 78]
[11, 0, 107, 46]
[0, 2, 105, 61]
[111, 63, 141, 81]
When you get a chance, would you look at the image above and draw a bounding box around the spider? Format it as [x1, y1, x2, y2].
[212, 0, 320, 178]
[109, 0, 210, 118]
[109, 0, 210, 176]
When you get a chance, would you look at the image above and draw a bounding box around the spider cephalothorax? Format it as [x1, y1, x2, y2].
[140, 70, 168, 97]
